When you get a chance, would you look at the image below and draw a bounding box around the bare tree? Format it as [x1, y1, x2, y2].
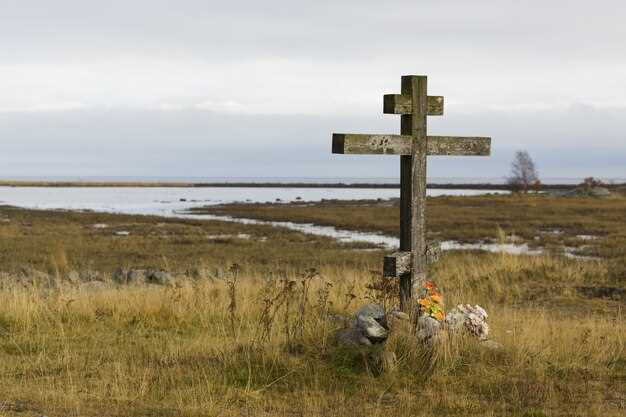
[508, 150, 539, 193]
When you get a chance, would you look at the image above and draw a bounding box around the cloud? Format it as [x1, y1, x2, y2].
[1, 1, 625, 115]
[1, 107, 625, 178]
[1, 1, 625, 178]
[194, 100, 247, 113]
[0, 101, 86, 113]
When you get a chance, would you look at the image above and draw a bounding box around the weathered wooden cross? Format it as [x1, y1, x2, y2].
[332, 75, 491, 311]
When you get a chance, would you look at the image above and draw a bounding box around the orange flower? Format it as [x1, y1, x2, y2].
[432, 310, 445, 321]
[418, 298, 433, 309]
[423, 281, 434, 290]
[431, 294, 443, 304]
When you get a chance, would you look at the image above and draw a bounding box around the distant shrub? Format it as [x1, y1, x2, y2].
[580, 176, 605, 190]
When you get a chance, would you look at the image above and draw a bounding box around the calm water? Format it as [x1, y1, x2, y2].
[0, 186, 507, 216]
[0, 186, 588, 257]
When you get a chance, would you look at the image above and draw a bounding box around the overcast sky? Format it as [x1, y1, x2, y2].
[1, 0, 625, 180]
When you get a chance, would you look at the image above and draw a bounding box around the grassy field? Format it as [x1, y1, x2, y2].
[194, 194, 626, 261]
[0, 202, 625, 417]
[0, 205, 379, 277]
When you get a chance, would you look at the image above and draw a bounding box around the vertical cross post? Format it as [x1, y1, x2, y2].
[400, 75, 428, 311]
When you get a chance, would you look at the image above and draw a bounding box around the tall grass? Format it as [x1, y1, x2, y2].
[0, 253, 623, 417]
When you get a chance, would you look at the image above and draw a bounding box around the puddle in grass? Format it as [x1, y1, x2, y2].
[176, 211, 596, 259]
[175, 211, 401, 248]
[576, 234, 600, 241]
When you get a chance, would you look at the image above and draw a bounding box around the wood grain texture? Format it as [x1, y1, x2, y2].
[332, 133, 411, 155]
[408, 75, 429, 309]
[383, 242, 441, 277]
[332, 134, 491, 156]
[383, 94, 444, 115]
[399, 77, 414, 311]
[428, 136, 491, 156]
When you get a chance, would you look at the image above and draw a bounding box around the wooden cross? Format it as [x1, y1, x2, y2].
[332, 75, 491, 311]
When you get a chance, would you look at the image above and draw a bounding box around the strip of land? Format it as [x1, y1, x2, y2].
[2, 179, 624, 190]
[190, 194, 626, 262]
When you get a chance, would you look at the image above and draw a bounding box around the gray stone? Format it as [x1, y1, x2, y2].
[335, 327, 373, 346]
[355, 303, 385, 322]
[66, 271, 80, 284]
[128, 269, 147, 284]
[416, 314, 442, 343]
[336, 303, 389, 347]
[355, 303, 388, 343]
[356, 315, 388, 342]
[19, 267, 54, 287]
[444, 304, 490, 340]
[79, 270, 101, 282]
[113, 268, 149, 285]
[112, 267, 129, 284]
[146, 268, 172, 285]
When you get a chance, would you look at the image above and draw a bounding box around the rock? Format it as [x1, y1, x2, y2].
[66, 271, 81, 284]
[335, 327, 372, 346]
[416, 314, 442, 343]
[128, 269, 147, 284]
[79, 270, 101, 282]
[336, 303, 389, 347]
[355, 303, 386, 323]
[19, 267, 53, 287]
[355, 303, 388, 342]
[113, 267, 149, 285]
[444, 304, 490, 340]
[114, 231, 130, 236]
[112, 267, 129, 284]
[356, 315, 388, 342]
[146, 268, 172, 285]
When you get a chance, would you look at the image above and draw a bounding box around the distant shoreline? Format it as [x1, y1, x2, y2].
[1, 180, 623, 190]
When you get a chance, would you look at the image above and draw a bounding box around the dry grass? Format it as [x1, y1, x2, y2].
[0, 205, 624, 416]
[0, 252, 624, 417]
[0, 206, 379, 276]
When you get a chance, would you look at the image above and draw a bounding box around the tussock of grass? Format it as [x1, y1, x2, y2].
[0, 252, 624, 417]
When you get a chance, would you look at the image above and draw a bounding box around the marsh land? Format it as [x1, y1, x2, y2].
[0, 193, 624, 417]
